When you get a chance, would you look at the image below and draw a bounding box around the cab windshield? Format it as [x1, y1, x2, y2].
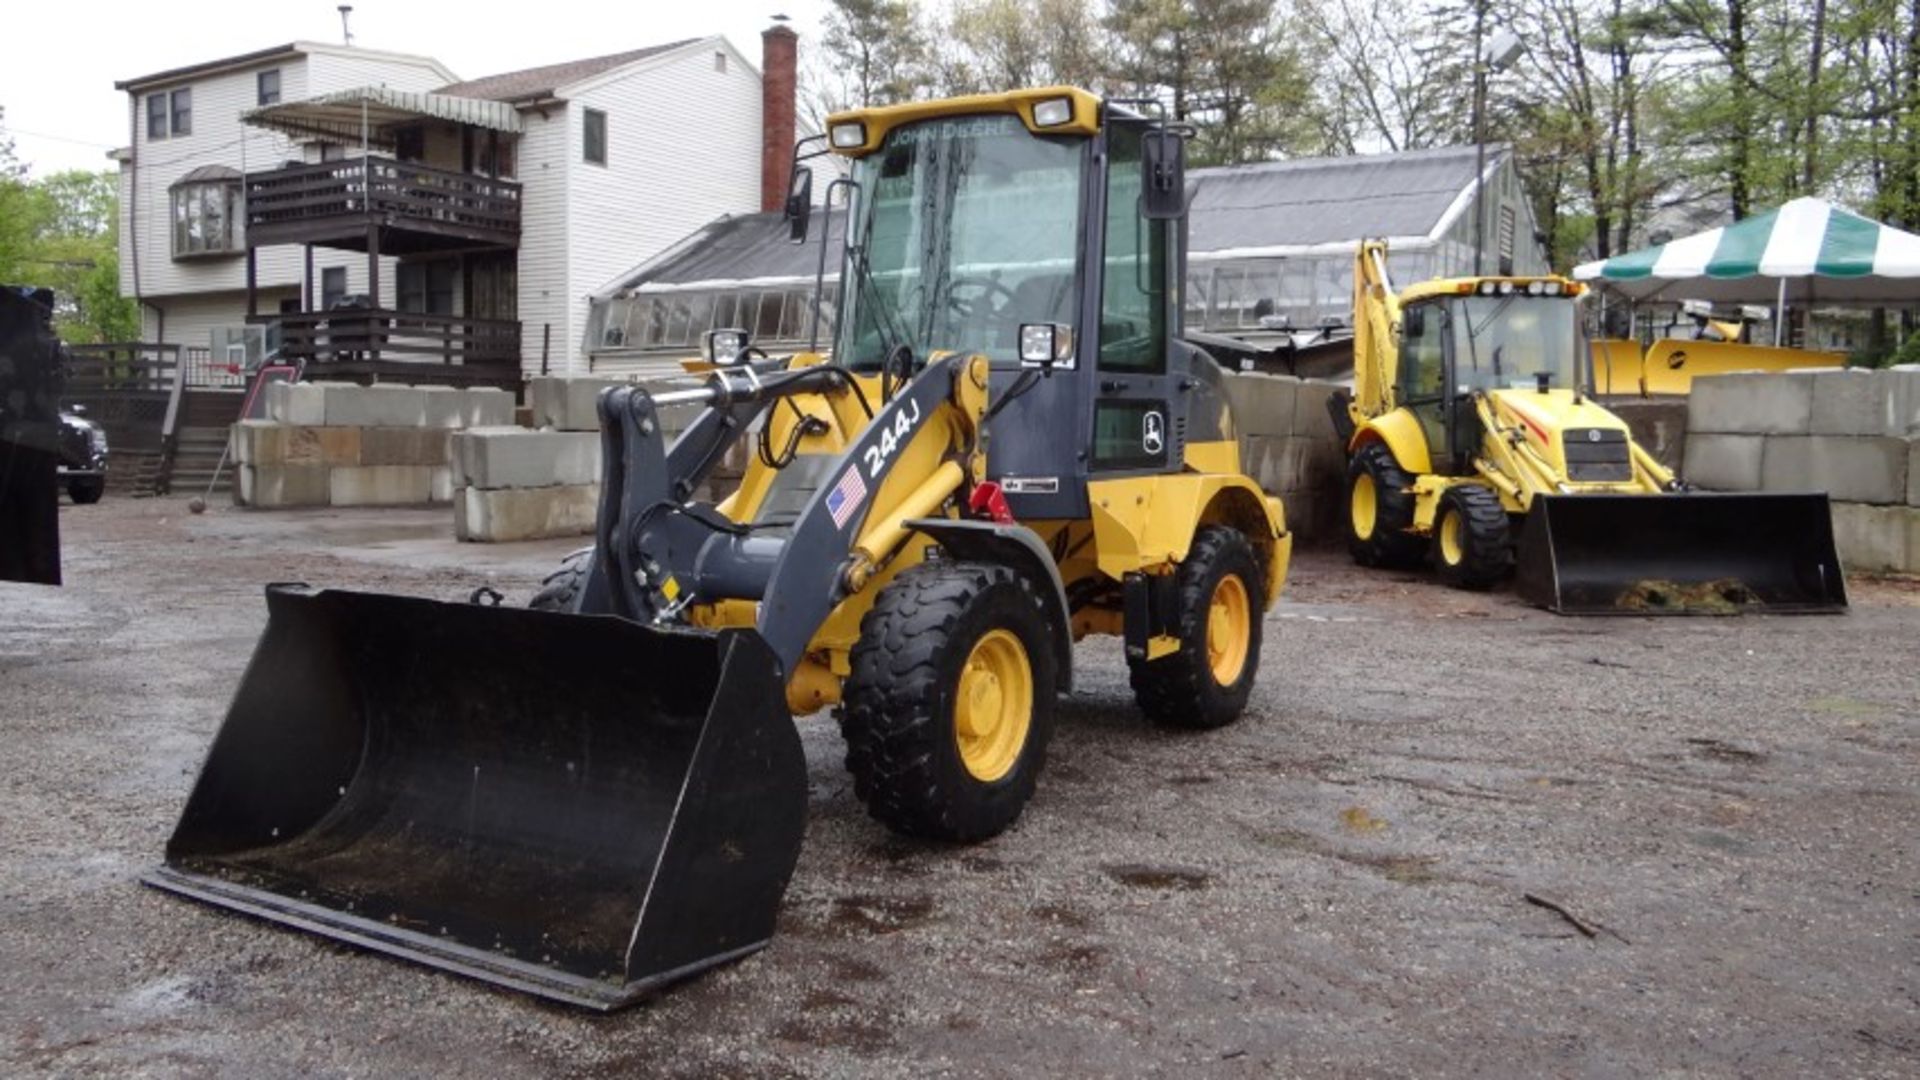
[1450, 295, 1584, 393]
[835, 114, 1085, 370]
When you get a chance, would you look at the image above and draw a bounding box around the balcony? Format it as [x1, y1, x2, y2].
[246, 157, 521, 254]
[275, 310, 522, 388]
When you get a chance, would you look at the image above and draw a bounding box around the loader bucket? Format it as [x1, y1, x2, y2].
[144, 585, 807, 1010]
[1515, 493, 1848, 615]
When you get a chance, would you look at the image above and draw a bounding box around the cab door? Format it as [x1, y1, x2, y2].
[1396, 301, 1447, 469]
[1089, 122, 1179, 477]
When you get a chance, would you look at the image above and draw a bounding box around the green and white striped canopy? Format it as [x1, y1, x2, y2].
[1573, 197, 1920, 303]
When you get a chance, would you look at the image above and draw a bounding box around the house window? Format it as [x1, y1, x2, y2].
[394, 126, 425, 163]
[321, 268, 348, 310]
[583, 108, 607, 166]
[170, 177, 243, 257]
[147, 94, 168, 139]
[170, 88, 192, 137]
[398, 260, 456, 316]
[258, 69, 281, 107]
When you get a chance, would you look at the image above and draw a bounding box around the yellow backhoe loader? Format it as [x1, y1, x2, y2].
[1591, 300, 1844, 396]
[1329, 240, 1846, 614]
[147, 88, 1290, 1009]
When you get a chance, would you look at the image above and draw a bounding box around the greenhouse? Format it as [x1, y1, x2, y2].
[583, 144, 1546, 378]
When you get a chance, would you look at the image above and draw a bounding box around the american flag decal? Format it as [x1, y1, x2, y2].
[825, 466, 869, 530]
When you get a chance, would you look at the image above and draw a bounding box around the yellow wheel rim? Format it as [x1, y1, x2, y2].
[1351, 474, 1377, 540]
[1206, 574, 1252, 686]
[1438, 507, 1464, 566]
[955, 629, 1033, 783]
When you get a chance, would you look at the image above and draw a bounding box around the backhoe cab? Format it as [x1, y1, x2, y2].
[1337, 239, 1845, 613]
[150, 87, 1290, 1009]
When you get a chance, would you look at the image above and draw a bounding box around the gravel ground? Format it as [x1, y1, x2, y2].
[3, 496, 1918, 1078]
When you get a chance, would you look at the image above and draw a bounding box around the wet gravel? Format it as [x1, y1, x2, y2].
[3, 497, 1918, 1077]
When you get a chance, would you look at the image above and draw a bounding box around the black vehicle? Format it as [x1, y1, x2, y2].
[57, 406, 108, 503]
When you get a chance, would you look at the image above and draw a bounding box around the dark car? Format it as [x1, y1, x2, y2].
[56, 406, 108, 503]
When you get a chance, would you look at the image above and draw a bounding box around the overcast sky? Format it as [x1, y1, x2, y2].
[2, 0, 829, 177]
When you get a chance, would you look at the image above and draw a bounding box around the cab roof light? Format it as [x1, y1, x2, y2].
[1031, 97, 1074, 127]
[829, 121, 866, 149]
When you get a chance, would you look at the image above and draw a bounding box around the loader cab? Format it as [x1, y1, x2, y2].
[1396, 280, 1588, 472]
[817, 90, 1197, 520]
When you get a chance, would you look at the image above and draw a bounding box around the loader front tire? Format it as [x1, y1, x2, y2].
[1347, 442, 1424, 569]
[1129, 525, 1264, 730]
[840, 561, 1057, 843]
[529, 547, 593, 612]
[1431, 483, 1510, 590]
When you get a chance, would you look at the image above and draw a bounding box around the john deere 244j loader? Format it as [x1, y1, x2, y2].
[147, 89, 1290, 1008]
[1333, 239, 1845, 613]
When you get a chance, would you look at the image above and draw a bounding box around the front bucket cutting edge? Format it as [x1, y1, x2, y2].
[144, 585, 806, 1010]
[1514, 492, 1848, 615]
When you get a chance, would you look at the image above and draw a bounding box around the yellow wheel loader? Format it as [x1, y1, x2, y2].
[147, 88, 1291, 1009]
[1331, 240, 1846, 614]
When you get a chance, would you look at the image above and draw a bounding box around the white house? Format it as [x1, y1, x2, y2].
[114, 28, 800, 383]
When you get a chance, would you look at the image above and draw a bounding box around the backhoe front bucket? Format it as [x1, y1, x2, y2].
[144, 585, 806, 1010]
[1515, 493, 1848, 615]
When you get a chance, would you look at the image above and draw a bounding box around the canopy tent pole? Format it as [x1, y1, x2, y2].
[1775, 277, 1787, 346]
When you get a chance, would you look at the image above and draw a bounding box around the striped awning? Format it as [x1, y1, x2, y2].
[1573, 197, 1920, 303]
[242, 86, 522, 148]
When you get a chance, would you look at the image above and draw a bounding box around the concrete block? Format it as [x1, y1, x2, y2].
[1241, 435, 1288, 493]
[431, 466, 454, 503]
[529, 376, 624, 431]
[1604, 397, 1689, 472]
[455, 483, 600, 542]
[1222, 372, 1299, 438]
[466, 387, 516, 428]
[1682, 433, 1764, 491]
[360, 427, 452, 467]
[1688, 371, 1815, 435]
[453, 428, 602, 489]
[1829, 502, 1915, 574]
[242, 464, 331, 508]
[1810, 368, 1920, 436]
[231, 420, 285, 466]
[421, 386, 467, 429]
[266, 382, 326, 426]
[1909, 441, 1919, 507]
[1761, 435, 1909, 504]
[280, 426, 361, 467]
[329, 465, 435, 506]
[323, 384, 427, 427]
[1291, 379, 1343, 442]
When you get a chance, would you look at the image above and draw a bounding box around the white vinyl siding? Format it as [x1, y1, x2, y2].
[555, 39, 762, 375]
[514, 110, 571, 374]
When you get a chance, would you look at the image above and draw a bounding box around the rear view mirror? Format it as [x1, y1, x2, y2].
[1139, 129, 1186, 221]
[785, 167, 814, 244]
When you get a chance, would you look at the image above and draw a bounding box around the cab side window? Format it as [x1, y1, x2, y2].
[1398, 305, 1444, 401]
[1098, 124, 1166, 374]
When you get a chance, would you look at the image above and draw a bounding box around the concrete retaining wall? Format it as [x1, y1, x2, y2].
[1222, 372, 1348, 544]
[232, 383, 511, 509]
[1687, 368, 1920, 573]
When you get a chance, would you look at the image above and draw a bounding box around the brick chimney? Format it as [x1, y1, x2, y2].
[761, 24, 799, 213]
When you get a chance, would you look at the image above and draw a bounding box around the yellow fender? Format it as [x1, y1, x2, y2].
[1087, 473, 1290, 610]
[1350, 408, 1433, 476]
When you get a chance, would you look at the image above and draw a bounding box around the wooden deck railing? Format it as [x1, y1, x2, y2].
[246, 157, 521, 247]
[276, 311, 521, 382]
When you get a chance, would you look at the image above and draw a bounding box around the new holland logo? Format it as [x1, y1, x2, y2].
[1587, 429, 1603, 443]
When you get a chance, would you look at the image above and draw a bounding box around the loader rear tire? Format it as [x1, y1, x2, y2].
[1129, 525, 1264, 730]
[1347, 442, 1424, 569]
[839, 561, 1057, 843]
[529, 547, 593, 612]
[1431, 483, 1510, 590]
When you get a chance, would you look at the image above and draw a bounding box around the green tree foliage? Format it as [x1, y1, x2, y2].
[0, 113, 138, 344]
[818, 0, 933, 109]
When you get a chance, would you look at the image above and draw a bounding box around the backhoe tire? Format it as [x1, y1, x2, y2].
[529, 547, 593, 612]
[1347, 442, 1424, 569]
[1431, 483, 1510, 590]
[67, 478, 105, 504]
[839, 561, 1057, 843]
[1129, 525, 1264, 730]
